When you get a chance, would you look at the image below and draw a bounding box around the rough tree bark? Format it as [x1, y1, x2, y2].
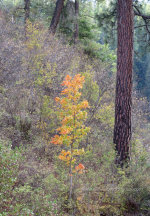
[113, 0, 134, 166]
[74, 0, 79, 43]
[49, 0, 65, 35]
[24, 0, 30, 25]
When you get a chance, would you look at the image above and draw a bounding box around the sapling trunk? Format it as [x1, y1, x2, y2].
[69, 145, 73, 200]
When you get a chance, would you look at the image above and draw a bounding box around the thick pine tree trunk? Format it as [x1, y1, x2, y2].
[113, 0, 134, 166]
[49, 0, 65, 35]
[24, 0, 30, 25]
[74, 0, 79, 43]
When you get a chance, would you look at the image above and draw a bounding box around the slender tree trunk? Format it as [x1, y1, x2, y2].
[113, 0, 134, 166]
[69, 157, 73, 199]
[24, 0, 30, 25]
[49, 0, 65, 35]
[74, 0, 79, 43]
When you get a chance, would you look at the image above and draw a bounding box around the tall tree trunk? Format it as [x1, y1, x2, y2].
[74, 0, 79, 43]
[24, 0, 30, 25]
[49, 0, 65, 35]
[113, 0, 134, 166]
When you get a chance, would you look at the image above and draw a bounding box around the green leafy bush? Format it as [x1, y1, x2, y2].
[0, 140, 21, 215]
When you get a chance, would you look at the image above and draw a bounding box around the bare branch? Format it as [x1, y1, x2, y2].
[134, 24, 150, 29]
[134, 4, 150, 19]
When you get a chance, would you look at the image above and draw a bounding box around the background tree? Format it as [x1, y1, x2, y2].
[74, 0, 79, 43]
[96, 0, 150, 100]
[49, 0, 65, 34]
[24, 0, 30, 25]
[113, 0, 134, 166]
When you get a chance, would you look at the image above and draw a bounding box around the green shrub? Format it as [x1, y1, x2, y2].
[0, 140, 21, 215]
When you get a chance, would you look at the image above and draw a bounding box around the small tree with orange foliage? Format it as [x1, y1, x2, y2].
[51, 74, 90, 201]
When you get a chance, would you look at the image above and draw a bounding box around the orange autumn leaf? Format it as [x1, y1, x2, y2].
[61, 75, 72, 86]
[58, 150, 71, 162]
[57, 126, 72, 135]
[55, 97, 60, 102]
[61, 88, 69, 95]
[61, 116, 73, 124]
[60, 98, 67, 105]
[78, 163, 85, 169]
[51, 135, 63, 145]
[61, 150, 71, 157]
[60, 128, 72, 135]
[58, 155, 65, 160]
[75, 163, 85, 171]
[77, 196, 83, 201]
[80, 100, 89, 109]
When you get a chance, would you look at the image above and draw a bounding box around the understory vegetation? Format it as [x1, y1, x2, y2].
[0, 14, 150, 216]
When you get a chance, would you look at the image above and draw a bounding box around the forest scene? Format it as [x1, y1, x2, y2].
[0, 0, 150, 215]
